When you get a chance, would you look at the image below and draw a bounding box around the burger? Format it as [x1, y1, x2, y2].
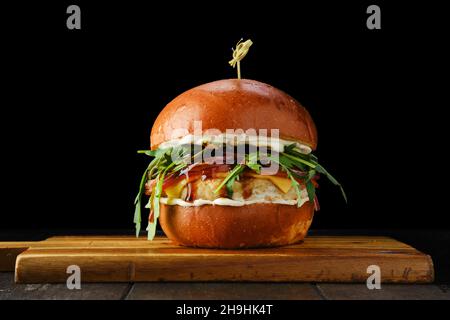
[134, 79, 345, 248]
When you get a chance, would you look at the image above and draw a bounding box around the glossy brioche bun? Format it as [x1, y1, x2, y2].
[150, 79, 318, 150]
[159, 202, 314, 249]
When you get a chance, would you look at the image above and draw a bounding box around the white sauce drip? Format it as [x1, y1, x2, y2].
[158, 134, 312, 154]
[148, 196, 309, 208]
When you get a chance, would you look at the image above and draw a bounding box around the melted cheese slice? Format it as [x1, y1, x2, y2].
[247, 173, 292, 193]
[165, 179, 188, 198]
[163, 171, 293, 198]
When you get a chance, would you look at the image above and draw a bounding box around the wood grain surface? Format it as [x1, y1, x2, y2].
[0, 236, 434, 283]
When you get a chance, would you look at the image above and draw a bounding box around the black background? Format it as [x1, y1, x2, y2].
[1, 1, 449, 232]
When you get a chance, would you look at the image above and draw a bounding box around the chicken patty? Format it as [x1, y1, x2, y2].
[179, 177, 298, 202]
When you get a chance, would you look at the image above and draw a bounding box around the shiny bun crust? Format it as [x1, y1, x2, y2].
[151, 79, 318, 150]
[159, 202, 314, 249]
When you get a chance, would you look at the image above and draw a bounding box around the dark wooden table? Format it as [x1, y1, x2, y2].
[0, 272, 449, 300]
[1, 229, 449, 300]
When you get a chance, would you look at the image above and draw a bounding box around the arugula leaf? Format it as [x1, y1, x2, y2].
[305, 180, 315, 203]
[246, 152, 261, 173]
[281, 152, 317, 169]
[214, 164, 244, 194]
[134, 148, 174, 238]
[281, 148, 346, 203]
[284, 143, 297, 153]
[225, 176, 237, 197]
[216, 152, 264, 196]
[308, 153, 318, 162]
[135, 145, 209, 239]
[133, 204, 141, 238]
[137, 150, 157, 157]
[305, 168, 317, 202]
[147, 162, 177, 240]
[315, 164, 347, 203]
[133, 162, 153, 237]
[307, 169, 316, 182]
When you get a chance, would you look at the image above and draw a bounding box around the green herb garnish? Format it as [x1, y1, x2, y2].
[134, 146, 192, 239]
[214, 164, 245, 196]
[134, 142, 346, 240]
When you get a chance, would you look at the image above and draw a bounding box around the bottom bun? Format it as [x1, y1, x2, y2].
[159, 202, 314, 249]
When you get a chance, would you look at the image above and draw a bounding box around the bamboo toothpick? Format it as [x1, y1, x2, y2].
[229, 39, 253, 79]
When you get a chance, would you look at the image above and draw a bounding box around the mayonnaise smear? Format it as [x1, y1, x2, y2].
[158, 134, 312, 154]
[146, 196, 308, 208]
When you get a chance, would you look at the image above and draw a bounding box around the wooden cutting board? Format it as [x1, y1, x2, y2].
[0, 236, 434, 283]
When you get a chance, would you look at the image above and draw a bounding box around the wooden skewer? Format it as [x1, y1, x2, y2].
[229, 39, 253, 79]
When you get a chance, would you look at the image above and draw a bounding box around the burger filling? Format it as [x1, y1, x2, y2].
[134, 140, 346, 239]
[144, 166, 313, 207]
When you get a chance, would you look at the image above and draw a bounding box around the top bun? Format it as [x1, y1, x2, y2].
[150, 79, 318, 150]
